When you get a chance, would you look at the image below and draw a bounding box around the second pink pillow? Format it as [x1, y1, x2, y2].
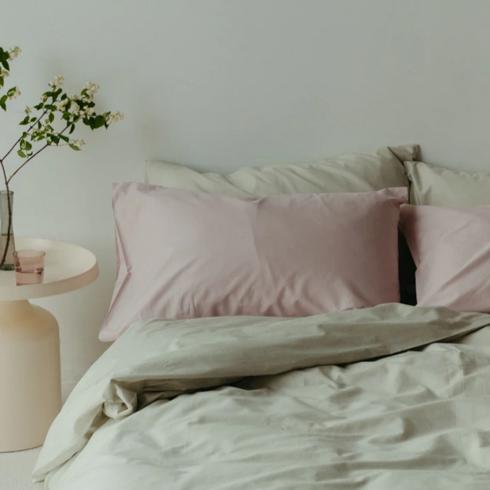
[401, 204, 490, 312]
[100, 184, 407, 341]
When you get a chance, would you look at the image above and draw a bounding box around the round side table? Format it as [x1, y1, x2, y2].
[0, 238, 98, 452]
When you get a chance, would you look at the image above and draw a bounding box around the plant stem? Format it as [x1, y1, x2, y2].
[0, 158, 12, 268]
[7, 143, 49, 184]
[0, 109, 48, 162]
[7, 124, 70, 184]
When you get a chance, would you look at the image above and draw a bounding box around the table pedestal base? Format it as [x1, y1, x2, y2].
[0, 300, 61, 452]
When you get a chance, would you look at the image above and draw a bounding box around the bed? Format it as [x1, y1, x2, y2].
[33, 145, 490, 489]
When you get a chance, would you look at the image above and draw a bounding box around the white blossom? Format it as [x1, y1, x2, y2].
[49, 75, 64, 89]
[57, 98, 70, 111]
[84, 82, 99, 95]
[8, 47, 21, 60]
[85, 107, 95, 116]
[71, 139, 85, 149]
[25, 106, 32, 114]
[106, 111, 124, 124]
[70, 100, 80, 115]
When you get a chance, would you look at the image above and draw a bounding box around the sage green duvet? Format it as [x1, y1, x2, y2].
[34, 304, 490, 489]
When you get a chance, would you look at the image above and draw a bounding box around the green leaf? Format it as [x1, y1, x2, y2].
[0, 48, 9, 70]
[17, 150, 26, 158]
[19, 115, 30, 125]
[89, 114, 106, 129]
[69, 144, 81, 151]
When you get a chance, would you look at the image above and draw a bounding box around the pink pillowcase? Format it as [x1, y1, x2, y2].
[100, 183, 407, 341]
[401, 204, 490, 311]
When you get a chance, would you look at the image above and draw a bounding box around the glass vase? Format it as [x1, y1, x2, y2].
[0, 190, 16, 271]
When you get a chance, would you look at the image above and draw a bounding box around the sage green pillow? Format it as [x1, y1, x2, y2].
[145, 145, 418, 197]
[405, 161, 490, 206]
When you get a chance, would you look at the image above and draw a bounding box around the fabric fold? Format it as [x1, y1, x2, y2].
[34, 304, 490, 484]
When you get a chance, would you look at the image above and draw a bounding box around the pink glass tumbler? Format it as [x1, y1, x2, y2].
[14, 249, 46, 285]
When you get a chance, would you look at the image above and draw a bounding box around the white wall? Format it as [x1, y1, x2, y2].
[2, 0, 490, 393]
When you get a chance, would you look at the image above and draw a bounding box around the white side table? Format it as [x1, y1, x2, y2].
[0, 238, 98, 452]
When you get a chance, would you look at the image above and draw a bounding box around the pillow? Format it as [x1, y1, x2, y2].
[400, 204, 490, 312]
[100, 184, 407, 341]
[145, 145, 418, 196]
[146, 144, 419, 305]
[404, 161, 490, 206]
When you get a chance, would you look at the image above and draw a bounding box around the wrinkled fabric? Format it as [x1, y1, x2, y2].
[404, 160, 490, 206]
[145, 146, 416, 197]
[34, 304, 490, 489]
[401, 204, 490, 312]
[101, 185, 406, 341]
[144, 145, 419, 307]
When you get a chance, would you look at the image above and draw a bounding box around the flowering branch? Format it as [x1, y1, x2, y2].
[0, 45, 123, 268]
[0, 46, 21, 112]
[2, 109, 49, 162]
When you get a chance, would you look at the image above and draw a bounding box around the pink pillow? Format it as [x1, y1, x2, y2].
[401, 204, 490, 311]
[100, 184, 407, 341]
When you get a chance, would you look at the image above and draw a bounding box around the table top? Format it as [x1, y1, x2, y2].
[0, 238, 98, 301]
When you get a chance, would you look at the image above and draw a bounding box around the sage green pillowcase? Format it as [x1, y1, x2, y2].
[145, 145, 418, 197]
[405, 161, 490, 206]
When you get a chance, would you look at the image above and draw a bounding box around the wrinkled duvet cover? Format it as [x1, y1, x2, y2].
[34, 304, 490, 489]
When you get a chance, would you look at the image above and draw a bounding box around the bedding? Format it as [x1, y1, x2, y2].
[145, 145, 417, 197]
[145, 144, 419, 306]
[404, 161, 490, 206]
[401, 204, 490, 312]
[35, 304, 490, 489]
[101, 184, 406, 341]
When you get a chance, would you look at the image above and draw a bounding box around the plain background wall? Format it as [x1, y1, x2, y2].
[2, 0, 490, 394]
